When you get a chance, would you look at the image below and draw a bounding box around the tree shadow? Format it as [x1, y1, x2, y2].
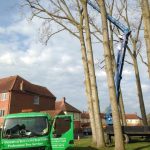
[67, 146, 98, 150]
[134, 144, 150, 150]
[67, 145, 114, 150]
[129, 137, 150, 143]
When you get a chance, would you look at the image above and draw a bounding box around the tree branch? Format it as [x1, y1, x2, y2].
[139, 53, 148, 67]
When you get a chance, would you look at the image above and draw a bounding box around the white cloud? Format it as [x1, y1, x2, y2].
[20, 44, 52, 65]
[61, 55, 72, 64]
[0, 27, 5, 34]
[96, 70, 106, 78]
[66, 66, 82, 73]
[0, 16, 85, 111]
[122, 69, 133, 76]
[6, 19, 40, 37]
[52, 67, 63, 72]
[141, 84, 150, 93]
[0, 53, 15, 65]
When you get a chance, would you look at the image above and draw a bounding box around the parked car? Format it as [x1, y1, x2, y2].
[83, 128, 92, 135]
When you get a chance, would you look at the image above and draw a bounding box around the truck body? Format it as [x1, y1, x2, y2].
[0, 112, 74, 150]
[106, 126, 150, 136]
[105, 126, 150, 143]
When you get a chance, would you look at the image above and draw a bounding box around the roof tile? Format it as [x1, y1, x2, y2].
[0, 75, 56, 98]
[56, 97, 81, 113]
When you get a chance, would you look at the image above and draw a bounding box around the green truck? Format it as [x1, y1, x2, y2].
[0, 112, 74, 150]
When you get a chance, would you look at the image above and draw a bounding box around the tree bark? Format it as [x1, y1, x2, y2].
[133, 56, 148, 125]
[98, 0, 125, 150]
[141, 0, 150, 77]
[127, 39, 148, 126]
[119, 93, 127, 126]
[81, 0, 105, 148]
[79, 24, 97, 142]
[109, 23, 127, 126]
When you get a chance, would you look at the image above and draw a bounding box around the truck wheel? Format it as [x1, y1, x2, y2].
[123, 134, 130, 143]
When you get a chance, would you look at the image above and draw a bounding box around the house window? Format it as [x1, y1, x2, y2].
[0, 110, 5, 117]
[33, 96, 39, 105]
[1, 93, 8, 101]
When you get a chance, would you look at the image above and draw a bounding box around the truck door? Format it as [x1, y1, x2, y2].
[50, 115, 74, 150]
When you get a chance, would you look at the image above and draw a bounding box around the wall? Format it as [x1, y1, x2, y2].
[126, 119, 142, 126]
[66, 112, 81, 129]
[10, 91, 55, 113]
[0, 92, 11, 125]
[81, 118, 90, 123]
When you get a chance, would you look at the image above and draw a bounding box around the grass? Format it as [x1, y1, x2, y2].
[68, 136, 150, 150]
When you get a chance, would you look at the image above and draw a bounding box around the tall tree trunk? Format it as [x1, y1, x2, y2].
[141, 0, 150, 77]
[119, 93, 127, 126]
[109, 23, 127, 126]
[133, 57, 148, 125]
[98, 0, 125, 150]
[79, 24, 97, 143]
[127, 39, 148, 126]
[81, 0, 105, 148]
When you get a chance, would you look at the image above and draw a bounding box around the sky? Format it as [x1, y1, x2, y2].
[0, 0, 150, 116]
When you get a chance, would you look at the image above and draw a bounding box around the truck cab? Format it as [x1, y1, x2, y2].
[0, 112, 74, 150]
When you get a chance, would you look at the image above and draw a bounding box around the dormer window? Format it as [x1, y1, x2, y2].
[1, 93, 8, 101]
[33, 96, 39, 105]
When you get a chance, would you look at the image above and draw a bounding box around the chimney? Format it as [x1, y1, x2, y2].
[20, 81, 24, 91]
[63, 97, 66, 103]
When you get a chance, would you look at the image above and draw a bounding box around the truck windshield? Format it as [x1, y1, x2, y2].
[2, 117, 49, 138]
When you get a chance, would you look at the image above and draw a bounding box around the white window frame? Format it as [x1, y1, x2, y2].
[33, 96, 39, 105]
[1, 93, 8, 101]
[0, 110, 5, 117]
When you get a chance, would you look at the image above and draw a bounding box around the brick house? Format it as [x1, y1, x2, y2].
[125, 114, 142, 126]
[55, 97, 81, 129]
[81, 112, 142, 127]
[44, 97, 81, 129]
[42, 97, 82, 134]
[147, 114, 150, 125]
[81, 112, 105, 128]
[0, 75, 56, 124]
[81, 112, 90, 127]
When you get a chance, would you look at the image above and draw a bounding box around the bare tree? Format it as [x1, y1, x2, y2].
[97, 0, 125, 150]
[88, 0, 127, 126]
[24, 0, 105, 146]
[81, 0, 105, 148]
[106, 0, 127, 126]
[117, 0, 148, 125]
[140, 0, 150, 77]
[78, 6, 97, 142]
